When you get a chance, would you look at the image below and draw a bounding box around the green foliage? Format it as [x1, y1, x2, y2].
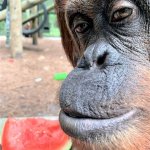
[43, 13, 60, 37]
[0, 21, 5, 35]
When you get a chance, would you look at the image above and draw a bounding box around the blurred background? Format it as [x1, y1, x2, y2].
[0, 0, 72, 117]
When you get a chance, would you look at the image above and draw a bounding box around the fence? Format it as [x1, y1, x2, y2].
[0, 0, 60, 37]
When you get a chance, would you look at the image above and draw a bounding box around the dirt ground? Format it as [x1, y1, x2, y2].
[0, 37, 72, 117]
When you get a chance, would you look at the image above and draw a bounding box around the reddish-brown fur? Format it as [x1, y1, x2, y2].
[55, 1, 83, 67]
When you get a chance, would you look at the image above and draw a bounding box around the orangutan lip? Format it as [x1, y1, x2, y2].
[59, 109, 137, 139]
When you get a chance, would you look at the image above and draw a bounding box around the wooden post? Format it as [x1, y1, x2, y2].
[38, 4, 43, 38]
[5, 2, 10, 48]
[9, 0, 23, 58]
[31, 6, 38, 45]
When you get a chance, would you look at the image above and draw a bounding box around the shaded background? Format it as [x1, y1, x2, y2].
[0, 0, 73, 117]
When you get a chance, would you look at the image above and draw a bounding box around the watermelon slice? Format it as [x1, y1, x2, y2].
[2, 118, 72, 150]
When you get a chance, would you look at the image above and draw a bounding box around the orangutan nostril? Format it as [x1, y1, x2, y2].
[96, 52, 108, 66]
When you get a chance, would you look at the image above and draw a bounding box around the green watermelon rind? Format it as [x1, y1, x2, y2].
[61, 139, 72, 150]
[0, 118, 7, 144]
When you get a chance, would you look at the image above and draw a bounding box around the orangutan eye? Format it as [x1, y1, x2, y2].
[111, 7, 133, 22]
[74, 22, 90, 34]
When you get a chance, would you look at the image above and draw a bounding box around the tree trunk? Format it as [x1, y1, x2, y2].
[10, 0, 23, 58]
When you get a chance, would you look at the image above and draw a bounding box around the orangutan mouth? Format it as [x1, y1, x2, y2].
[59, 109, 137, 141]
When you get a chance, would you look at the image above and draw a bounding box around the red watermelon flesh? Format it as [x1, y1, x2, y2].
[2, 118, 71, 150]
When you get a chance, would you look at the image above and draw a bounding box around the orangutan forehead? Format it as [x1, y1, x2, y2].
[65, 0, 117, 16]
[65, 0, 96, 18]
[65, 0, 145, 10]
[66, 0, 95, 11]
